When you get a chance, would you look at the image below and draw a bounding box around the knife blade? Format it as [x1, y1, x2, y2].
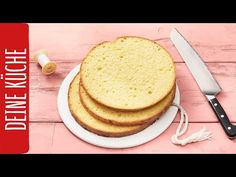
[170, 28, 236, 138]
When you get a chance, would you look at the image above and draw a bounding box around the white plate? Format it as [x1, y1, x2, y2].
[57, 64, 180, 149]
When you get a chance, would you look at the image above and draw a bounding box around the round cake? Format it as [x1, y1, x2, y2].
[68, 74, 152, 137]
[80, 36, 176, 110]
[79, 84, 176, 126]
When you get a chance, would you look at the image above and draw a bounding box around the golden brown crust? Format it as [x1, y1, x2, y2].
[80, 36, 176, 111]
[79, 83, 176, 126]
[69, 102, 153, 137]
[71, 108, 153, 137]
[68, 73, 153, 137]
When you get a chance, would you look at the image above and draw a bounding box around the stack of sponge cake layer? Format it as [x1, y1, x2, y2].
[68, 36, 176, 137]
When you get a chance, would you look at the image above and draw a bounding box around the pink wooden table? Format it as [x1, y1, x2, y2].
[28, 24, 236, 153]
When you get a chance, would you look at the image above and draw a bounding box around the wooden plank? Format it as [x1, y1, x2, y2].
[29, 24, 236, 62]
[29, 123, 55, 153]
[30, 90, 59, 122]
[30, 62, 236, 90]
[30, 62, 236, 122]
[28, 122, 236, 153]
[30, 61, 78, 90]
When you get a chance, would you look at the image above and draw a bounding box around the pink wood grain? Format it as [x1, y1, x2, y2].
[30, 62, 236, 123]
[29, 24, 236, 62]
[28, 123, 236, 154]
[29, 123, 55, 153]
[29, 24, 236, 153]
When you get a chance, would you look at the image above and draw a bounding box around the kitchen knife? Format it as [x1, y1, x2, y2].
[170, 28, 236, 138]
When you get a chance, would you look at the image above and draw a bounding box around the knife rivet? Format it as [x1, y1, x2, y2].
[228, 127, 231, 130]
[214, 103, 218, 106]
[221, 115, 224, 118]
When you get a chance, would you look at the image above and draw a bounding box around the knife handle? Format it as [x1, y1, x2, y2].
[207, 95, 236, 138]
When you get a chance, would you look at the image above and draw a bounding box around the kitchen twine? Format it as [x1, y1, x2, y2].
[33, 50, 57, 75]
[170, 103, 212, 146]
